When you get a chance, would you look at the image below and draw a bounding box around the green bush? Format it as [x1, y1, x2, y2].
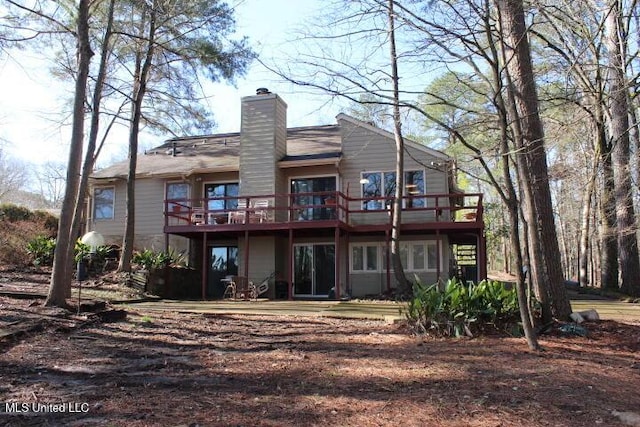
[26, 236, 56, 266]
[0, 204, 33, 222]
[406, 278, 523, 337]
[132, 248, 185, 270]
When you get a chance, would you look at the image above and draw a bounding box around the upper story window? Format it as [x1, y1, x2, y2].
[205, 183, 239, 211]
[166, 182, 190, 211]
[94, 187, 115, 220]
[361, 170, 425, 210]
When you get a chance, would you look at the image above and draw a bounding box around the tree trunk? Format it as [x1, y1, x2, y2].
[578, 158, 597, 287]
[388, 0, 411, 296]
[118, 2, 157, 273]
[496, 0, 572, 319]
[46, 0, 93, 307]
[486, 13, 539, 350]
[71, 0, 116, 266]
[604, 2, 640, 297]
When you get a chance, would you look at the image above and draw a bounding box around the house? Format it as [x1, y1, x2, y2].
[88, 89, 486, 299]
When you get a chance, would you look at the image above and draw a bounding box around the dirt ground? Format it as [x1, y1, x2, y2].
[1, 270, 640, 427]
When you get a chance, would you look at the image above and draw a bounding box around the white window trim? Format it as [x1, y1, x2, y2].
[350, 243, 380, 273]
[350, 240, 440, 273]
[93, 186, 115, 221]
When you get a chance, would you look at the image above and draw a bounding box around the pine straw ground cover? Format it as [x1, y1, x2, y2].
[0, 295, 639, 427]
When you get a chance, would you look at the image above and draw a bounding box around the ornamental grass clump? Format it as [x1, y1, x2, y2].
[406, 278, 523, 337]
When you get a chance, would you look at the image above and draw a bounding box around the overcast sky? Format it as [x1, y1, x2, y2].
[0, 0, 346, 167]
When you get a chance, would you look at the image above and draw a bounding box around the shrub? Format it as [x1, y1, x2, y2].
[26, 236, 56, 266]
[0, 204, 33, 222]
[132, 248, 185, 270]
[406, 278, 523, 337]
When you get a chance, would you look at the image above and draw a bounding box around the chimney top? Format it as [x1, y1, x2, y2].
[256, 87, 271, 95]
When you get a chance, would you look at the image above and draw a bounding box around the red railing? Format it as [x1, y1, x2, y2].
[164, 192, 483, 228]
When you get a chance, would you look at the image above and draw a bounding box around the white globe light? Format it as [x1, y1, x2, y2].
[80, 231, 105, 252]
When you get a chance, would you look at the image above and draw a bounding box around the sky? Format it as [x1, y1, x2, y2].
[0, 0, 348, 167]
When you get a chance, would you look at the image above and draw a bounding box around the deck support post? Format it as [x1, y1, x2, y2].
[335, 227, 340, 299]
[478, 230, 487, 281]
[201, 232, 207, 300]
[436, 229, 441, 284]
[244, 229, 250, 281]
[385, 229, 391, 293]
[288, 228, 293, 300]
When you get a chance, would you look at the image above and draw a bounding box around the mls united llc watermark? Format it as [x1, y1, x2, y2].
[1, 402, 90, 414]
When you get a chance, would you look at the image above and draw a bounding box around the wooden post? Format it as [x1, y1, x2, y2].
[335, 227, 340, 299]
[201, 232, 207, 300]
[288, 228, 293, 300]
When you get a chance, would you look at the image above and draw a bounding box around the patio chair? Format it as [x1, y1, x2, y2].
[222, 276, 236, 299]
[191, 207, 205, 225]
[250, 272, 275, 299]
[228, 200, 247, 224]
[251, 199, 272, 223]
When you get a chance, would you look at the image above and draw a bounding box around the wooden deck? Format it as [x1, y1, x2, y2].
[164, 191, 483, 237]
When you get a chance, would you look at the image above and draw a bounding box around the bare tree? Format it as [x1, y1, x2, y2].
[114, 0, 253, 272]
[0, 146, 29, 202]
[36, 161, 66, 208]
[387, 0, 412, 296]
[46, 0, 93, 307]
[495, 0, 572, 320]
[604, 0, 640, 296]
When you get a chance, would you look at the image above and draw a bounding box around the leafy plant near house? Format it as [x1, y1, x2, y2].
[132, 248, 186, 270]
[406, 278, 524, 337]
[26, 236, 56, 266]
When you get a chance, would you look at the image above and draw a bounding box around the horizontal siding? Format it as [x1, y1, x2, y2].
[91, 179, 167, 250]
[240, 95, 287, 197]
[91, 181, 126, 238]
[239, 236, 276, 283]
[338, 118, 449, 226]
[134, 179, 166, 235]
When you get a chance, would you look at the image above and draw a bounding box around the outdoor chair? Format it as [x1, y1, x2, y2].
[250, 199, 272, 223]
[228, 200, 247, 224]
[191, 207, 205, 225]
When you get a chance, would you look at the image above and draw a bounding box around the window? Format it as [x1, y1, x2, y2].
[405, 170, 425, 208]
[351, 244, 379, 272]
[379, 240, 440, 272]
[94, 187, 114, 220]
[205, 183, 239, 211]
[166, 182, 190, 211]
[361, 170, 425, 210]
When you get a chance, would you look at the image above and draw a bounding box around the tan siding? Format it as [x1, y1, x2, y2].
[338, 118, 450, 225]
[134, 179, 166, 235]
[239, 94, 287, 197]
[90, 181, 126, 239]
[238, 236, 276, 284]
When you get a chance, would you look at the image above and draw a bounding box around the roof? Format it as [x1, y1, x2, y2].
[91, 115, 449, 180]
[91, 125, 342, 180]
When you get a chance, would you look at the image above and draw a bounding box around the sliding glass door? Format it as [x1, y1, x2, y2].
[293, 244, 335, 296]
[207, 246, 238, 298]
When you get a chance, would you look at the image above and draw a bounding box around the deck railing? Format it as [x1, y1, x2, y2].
[164, 192, 483, 228]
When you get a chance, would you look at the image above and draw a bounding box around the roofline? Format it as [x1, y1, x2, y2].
[335, 113, 451, 161]
[91, 165, 239, 181]
[163, 124, 340, 144]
